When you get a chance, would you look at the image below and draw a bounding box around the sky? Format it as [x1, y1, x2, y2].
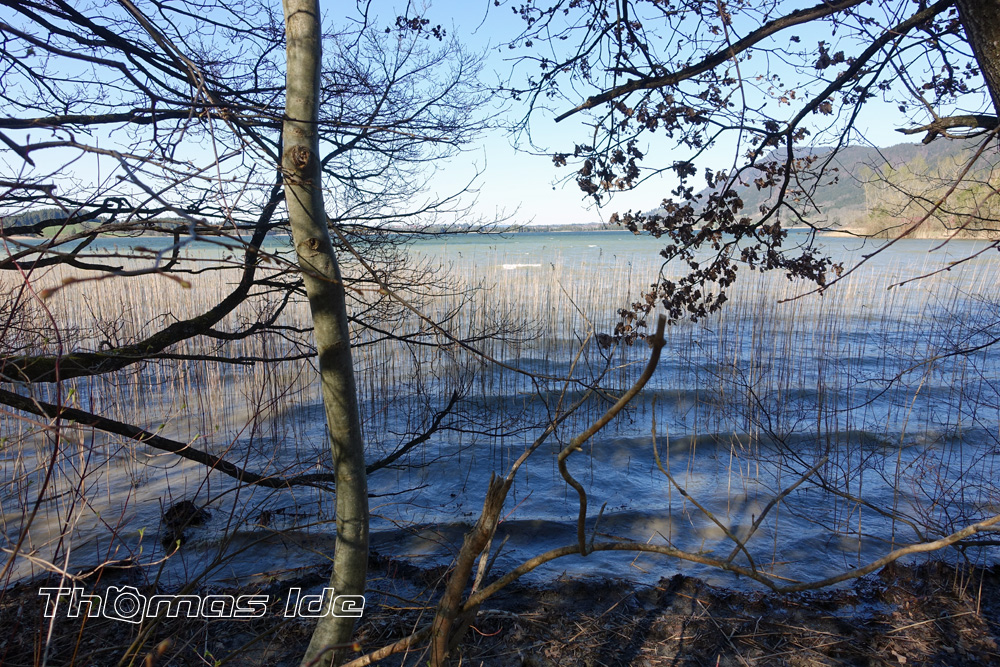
[415, 0, 718, 227]
[391, 0, 926, 228]
[389, 0, 667, 227]
[0, 0, 932, 227]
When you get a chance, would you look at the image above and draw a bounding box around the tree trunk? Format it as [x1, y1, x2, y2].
[955, 0, 1000, 116]
[281, 2, 369, 665]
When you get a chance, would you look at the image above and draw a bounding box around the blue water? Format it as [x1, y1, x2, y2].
[4, 229, 1000, 592]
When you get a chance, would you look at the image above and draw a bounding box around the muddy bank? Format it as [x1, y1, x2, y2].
[3, 558, 1000, 666]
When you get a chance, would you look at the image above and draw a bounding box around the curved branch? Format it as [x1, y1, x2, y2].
[0, 380, 458, 491]
[463, 510, 1000, 605]
[555, 0, 866, 122]
[0, 184, 283, 383]
[0, 387, 332, 489]
[783, 0, 954, 135]
[365, 391, 459, 474]
[558, 314, 666, 556]
[262, 509, 1000, 667]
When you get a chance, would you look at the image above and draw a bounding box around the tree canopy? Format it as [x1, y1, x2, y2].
[504, 0, 1000, 337]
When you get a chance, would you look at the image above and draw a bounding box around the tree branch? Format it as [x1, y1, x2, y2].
[555, 0, 866, 122]
[897, 113, 1000, 143]
[0, 185, 283, 383]
[0, 387, 332, 489]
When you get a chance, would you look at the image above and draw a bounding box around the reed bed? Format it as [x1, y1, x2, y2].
[1, 235, 999, 584]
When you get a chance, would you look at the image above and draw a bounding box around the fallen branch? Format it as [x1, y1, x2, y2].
[559, 314, 667, 556]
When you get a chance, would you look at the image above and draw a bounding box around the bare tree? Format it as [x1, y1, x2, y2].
[0, 1, 504, 664]
[281, 1, 366, 662]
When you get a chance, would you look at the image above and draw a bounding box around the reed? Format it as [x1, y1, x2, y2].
[1, 236, 998, 586]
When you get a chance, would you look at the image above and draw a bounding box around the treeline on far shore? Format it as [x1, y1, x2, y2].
[4, 206, 997, 242]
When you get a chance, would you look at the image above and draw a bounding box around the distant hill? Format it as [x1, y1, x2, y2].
[666, 138, 1000, 238]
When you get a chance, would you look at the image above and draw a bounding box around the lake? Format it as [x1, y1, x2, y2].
[3, 229, 1000, 591]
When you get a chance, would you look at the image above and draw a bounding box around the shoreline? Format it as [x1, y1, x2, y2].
[5, 225, 999, 244]
[4, 557, 997, 665]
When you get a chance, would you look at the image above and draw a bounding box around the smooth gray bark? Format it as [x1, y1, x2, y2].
[281, 1, 368, 665]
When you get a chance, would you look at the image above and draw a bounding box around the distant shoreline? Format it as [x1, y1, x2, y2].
[4, 224, 996, 242]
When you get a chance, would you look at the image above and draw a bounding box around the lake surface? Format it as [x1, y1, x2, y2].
[4, 229, 1000, 592]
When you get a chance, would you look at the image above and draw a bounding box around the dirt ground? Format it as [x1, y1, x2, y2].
[3, 556, 999, 666]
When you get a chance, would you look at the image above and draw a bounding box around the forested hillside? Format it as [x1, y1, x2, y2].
[687, 138, 1000, 237]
